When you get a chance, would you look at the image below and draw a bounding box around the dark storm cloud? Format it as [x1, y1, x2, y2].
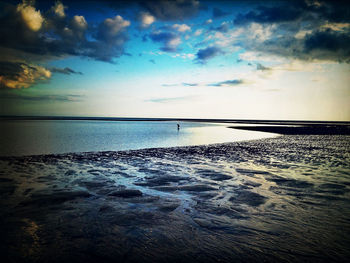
[234, 0, 350, 25]
[244, 28, 350, 63]
[234, 2, 304, 25]
[232, 0, 350, 63]
[149, 31, 180, 52]
[140, 0, 200, 21]
[304, 29, 350, 61]
[195, 46, 224, 63]
[50, 67, 83, 75]
[212, 7, 230, 18]
[309, 0, 350, 23]
[208, 79, 244, 87]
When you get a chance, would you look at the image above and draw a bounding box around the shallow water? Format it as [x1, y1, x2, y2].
[0, 135, 350, 262]
[0, 120, 276, 156]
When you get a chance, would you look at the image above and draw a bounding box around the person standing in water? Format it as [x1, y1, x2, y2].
[177, 123, 180, 130]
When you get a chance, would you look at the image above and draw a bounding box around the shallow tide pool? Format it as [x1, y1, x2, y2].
[0, 120, 277, 156]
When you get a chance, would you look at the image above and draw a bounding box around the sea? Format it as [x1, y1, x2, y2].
[0, 120, 276, 156]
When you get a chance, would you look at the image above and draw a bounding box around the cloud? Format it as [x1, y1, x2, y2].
[0, 0, 132, 81]
[161, 83, 178, 87]
[309, 0, 350, 23]
[211, 22, 230, 33]
[60, 13, 130, 62]
[16, 0, 44, 31]
[194, 29, 203, 36]
[303, 28, 350, 62]
[149, 31, 181, 52]
[97, 15, 130, 43]
[51, 1, 66, 18]
[148, 23, 191, 51]
[0, 92, 83, 102]
[162, 82, 198, 87]
[171, 53, 195, 59]
[146, 95, 194, 103]
[234, 4, 303, 25]
[72, 15, 88, 31]
[229, 0, 350, 63]
[94, 15, 130, 61]
[162, 79, 247, 88]
[256, 63, 270, 71]
[208, 79, 244, 87]
[234, 1, 350, 26]
[141, 0, 200, 21]
[182, 82, 198, 86]
[195, 46, 224, 63]
[50, 67, 83, 75]
[205, 19, 213, 24]
[0, 61, 51, 89]
[241, 27, 350, 63]
[320, 22, 350, 31]
[172, 23, 191, 32]
[139, 12, 155, 28]
[212, 7, 230, 18]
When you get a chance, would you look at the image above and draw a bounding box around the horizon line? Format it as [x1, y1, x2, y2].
[1, 115, 350, 125]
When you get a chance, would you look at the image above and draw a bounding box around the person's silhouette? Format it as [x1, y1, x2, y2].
[177, 123, 180, 130]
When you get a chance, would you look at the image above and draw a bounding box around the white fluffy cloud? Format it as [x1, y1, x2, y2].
[194, 29, 203, 36]
[172, 23, 191, 32]
[139, 12, 155, 28]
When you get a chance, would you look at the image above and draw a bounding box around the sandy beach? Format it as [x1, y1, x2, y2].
[1, 134, 350, 262]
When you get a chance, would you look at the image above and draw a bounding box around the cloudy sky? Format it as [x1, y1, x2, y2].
[0, 0, 349, 120]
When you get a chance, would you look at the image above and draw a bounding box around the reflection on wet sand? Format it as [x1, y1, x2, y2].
[0, 135, 350, 262]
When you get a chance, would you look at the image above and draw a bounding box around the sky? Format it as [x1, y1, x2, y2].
[0, 0, 349, 120]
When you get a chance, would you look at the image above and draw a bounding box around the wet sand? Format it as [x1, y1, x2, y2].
[1, 135, 350, 262]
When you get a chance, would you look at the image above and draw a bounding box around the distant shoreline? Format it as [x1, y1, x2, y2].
[230, 125, 350, 135]
[1, 116, 349, 126]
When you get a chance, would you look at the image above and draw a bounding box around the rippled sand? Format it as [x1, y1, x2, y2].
[1, 135, 350, 262]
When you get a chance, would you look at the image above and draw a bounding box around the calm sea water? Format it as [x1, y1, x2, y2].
[0, 120, 276, 156]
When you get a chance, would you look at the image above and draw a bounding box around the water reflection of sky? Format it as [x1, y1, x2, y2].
[0, 120, 278, 156]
